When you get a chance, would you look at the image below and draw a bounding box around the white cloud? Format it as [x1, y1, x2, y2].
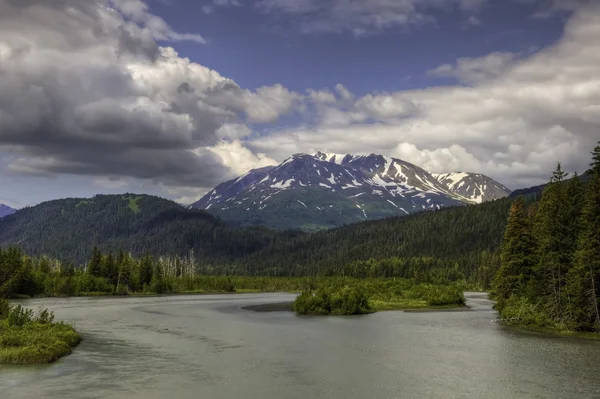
[428, 52, 518, 85]
[307, 89, 337, 104]
[248, 3, 600, 188]
[256, 0, 488, 35]
[335, 84, 354, 101]
[216, 123, 253, 140]
[206, 140, 278, 176]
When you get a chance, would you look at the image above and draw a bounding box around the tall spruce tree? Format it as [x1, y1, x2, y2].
[139, 253, 154, 288]
[533, 163, 571, 320]
[88, 246, 103, 277]
[565, 144, 600, 330]
[102, 252, 117, 285]
[492, 197, 536, 308]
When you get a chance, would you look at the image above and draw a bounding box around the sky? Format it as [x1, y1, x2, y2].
[1, 0, 599, 208]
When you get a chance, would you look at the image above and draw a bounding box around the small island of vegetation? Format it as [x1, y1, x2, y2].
[0, 297, 81, 364]
[293, 279, 465, 315]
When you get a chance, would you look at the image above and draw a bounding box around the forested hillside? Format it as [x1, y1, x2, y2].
[0, 194, 287, 265]
[0, 193, 518, 286]
[0, 156, 594, 288]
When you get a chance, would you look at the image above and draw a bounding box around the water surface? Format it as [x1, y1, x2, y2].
[2, 292, 600, 399]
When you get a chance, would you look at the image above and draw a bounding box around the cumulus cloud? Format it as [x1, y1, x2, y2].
[207, 140, 277, 175]
[256, 0, 487, 35]
[428, 52, 518, 85]
[0, 0, 296, 190]
[248, 3, 600, 188]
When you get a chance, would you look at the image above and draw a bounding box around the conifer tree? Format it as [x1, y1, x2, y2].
[139, 253, 154, 288]
[88, 246, 103, 277]
[591, 142, 600, 172]
[102, 252, 116, 285]
[533, 163, 572, 320]
[565, 148, 600, 331]
[492, 197, 535, 307]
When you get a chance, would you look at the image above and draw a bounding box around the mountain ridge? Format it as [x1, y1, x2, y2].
[192, 152, 511, 230]
[0, 204, 16, 218]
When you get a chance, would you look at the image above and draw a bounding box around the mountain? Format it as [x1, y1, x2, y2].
[0, 191, 522, 282]
[0, 204, 16, 218]
[0, 194, 285, 266]
[432, 172, 511, 204]
[192, 152, 511, 230]
[0, 175, 555, 279]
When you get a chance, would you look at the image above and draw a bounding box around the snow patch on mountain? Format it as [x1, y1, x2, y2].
[190, 151, 511, 230]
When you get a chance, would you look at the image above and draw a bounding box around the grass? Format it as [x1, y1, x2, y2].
[370, 299, 465, 311]
[75, 200, 94, 208]
[123, 195, 141, 213]
[0, 320, 82, 364]
[500, 322, 600, 341]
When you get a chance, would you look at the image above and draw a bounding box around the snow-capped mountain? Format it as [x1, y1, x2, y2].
[432, 172, 511, 204]
[0, 204, 16, 218]
[191, 152, 511, 230]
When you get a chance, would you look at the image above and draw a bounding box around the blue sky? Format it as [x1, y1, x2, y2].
[0, 0, 598, 208]
[153, 0, 564, 94]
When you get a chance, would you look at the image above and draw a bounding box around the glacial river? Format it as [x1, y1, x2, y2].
[2, 292, 600, 399]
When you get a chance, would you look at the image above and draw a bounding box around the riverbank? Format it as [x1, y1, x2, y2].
[0, 299, 82, 365]
[0, 321, 82, 364]
[243, 301, 468, 313]
[499, 322, 600, 341]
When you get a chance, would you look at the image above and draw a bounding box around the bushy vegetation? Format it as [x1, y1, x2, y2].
[0, 297, 81, 364]
[492, 142, 600, 332]
[293, 286, 372, 315]
[293, 279, 465, 315]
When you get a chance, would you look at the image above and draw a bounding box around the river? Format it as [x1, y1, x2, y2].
[1, 292, 600, 399]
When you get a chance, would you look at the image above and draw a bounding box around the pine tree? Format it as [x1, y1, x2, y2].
[88, 246, 103, 277]
[492, 197, 536, 307]
[591, 142, 600, 172]
[102, 252, 116, 285]
[566, 161, 600, 330]
[139, 253, 154, 288]
[533, 163, 572, 321]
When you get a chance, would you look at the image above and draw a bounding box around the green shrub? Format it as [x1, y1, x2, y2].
[499, 296, 555, 327]
[293, 286, 371, 315]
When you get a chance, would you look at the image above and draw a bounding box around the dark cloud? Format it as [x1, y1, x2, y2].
[0, 0, 298, 188]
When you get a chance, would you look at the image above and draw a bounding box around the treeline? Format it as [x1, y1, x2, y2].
[0, 246, 311, 297]
[493, 142, 600, 332]
[0, 182, 518, 283]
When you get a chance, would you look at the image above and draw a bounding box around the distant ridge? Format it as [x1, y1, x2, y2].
[0, 204, 15, 218]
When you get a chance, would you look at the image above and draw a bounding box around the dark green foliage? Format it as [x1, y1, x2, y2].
[493, 142, 600, 332]
[88, 247, 103, 277]
[0, 297, 81, 364]
[0, 190, 517, 285]
[0, 194, 282, 266]
[293, 286, 371, 315]
[565, 169, 600, 331]
[492, 197, 536, 306]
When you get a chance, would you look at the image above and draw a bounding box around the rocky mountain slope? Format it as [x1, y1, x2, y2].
[192, 152, 511, 230]
[432, 172, 511, 204]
